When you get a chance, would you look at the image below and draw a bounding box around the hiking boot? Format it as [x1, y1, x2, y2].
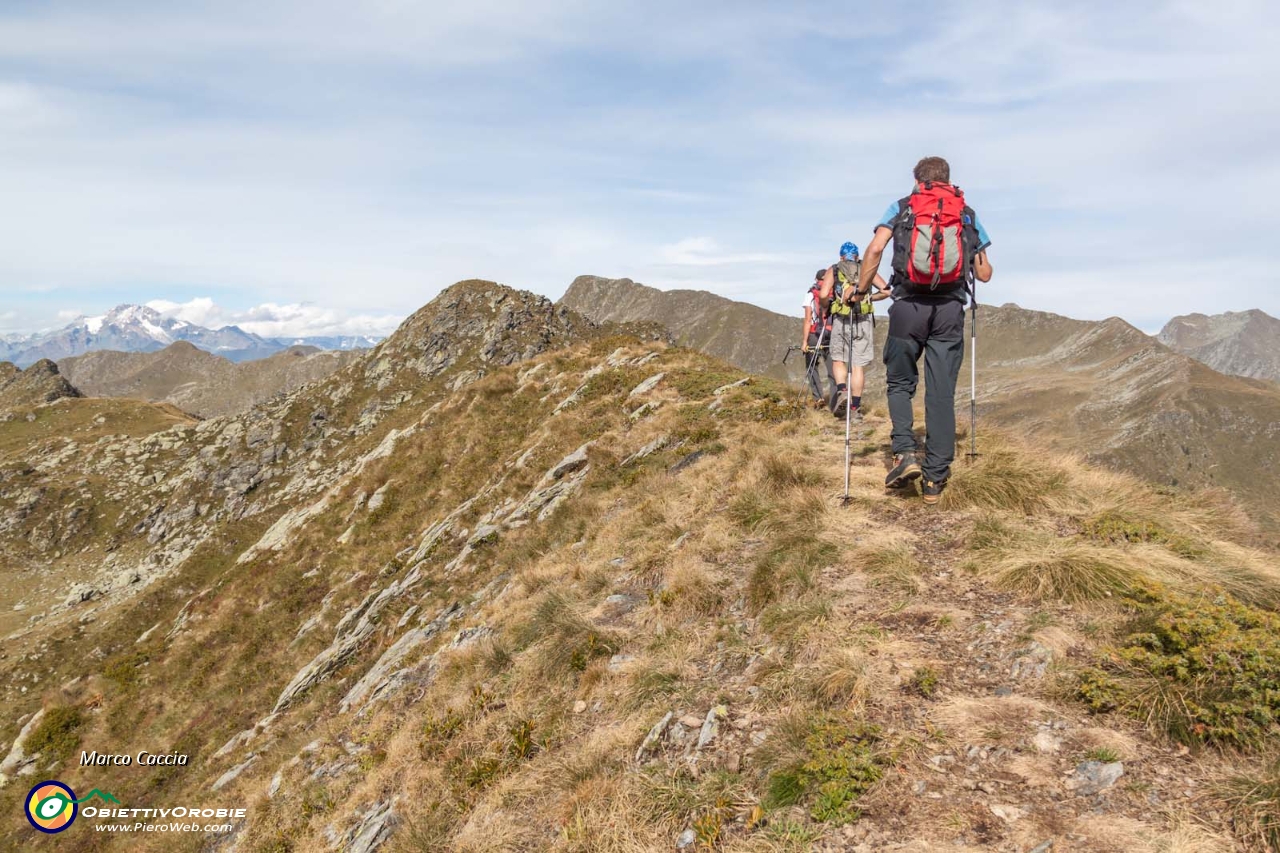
[832, 395, 848, 419]
[850, 406, 864, 423]
[885, 452, 922, 489]
[922, 479, 948, 505]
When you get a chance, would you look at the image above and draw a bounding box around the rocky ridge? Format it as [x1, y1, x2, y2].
[0, 359, 81, 412]
[59, 341, 360, 418]
[0, 280, 1276, 852]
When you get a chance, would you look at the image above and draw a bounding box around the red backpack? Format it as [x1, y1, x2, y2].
[807, 285, 832, 334]
[891, 182, 973, 291]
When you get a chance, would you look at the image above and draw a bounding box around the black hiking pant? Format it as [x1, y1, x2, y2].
[804, 330, 835, 405]
[883, 298, 966, 483]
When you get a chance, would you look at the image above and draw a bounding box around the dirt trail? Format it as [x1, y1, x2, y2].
[766, 411, 1234, 852]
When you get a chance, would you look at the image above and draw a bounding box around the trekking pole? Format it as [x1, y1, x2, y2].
[811, 323, 830, 407]
[967, 277, 979, 461]
[842, 319, 854, 505]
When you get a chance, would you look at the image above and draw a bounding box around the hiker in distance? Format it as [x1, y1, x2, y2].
[801, 268, 836, 409]
[855, 156, 992, 504]
[819, 242, 889, 420]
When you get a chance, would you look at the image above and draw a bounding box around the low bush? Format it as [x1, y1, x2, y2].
[26, 705, 85, 763]
[762, 714, 886, 825]
[1077, 589, 1280, 748]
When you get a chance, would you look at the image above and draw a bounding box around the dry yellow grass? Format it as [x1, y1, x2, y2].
[12, 336, 1280, 853]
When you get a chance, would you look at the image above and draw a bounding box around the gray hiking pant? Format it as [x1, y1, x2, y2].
[883, 298, 966, 483]
[805, 331, 835, 404]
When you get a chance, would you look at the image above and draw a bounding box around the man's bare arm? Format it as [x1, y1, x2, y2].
[819, 267, 835, 302]
[974, 250, 992, 283]
[857, 227, 892, 295]
[869, 272, 890, 302]
[801, 306, 812, 350]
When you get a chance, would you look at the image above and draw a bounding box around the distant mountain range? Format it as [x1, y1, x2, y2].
[0, 303, 382, 366]
[1158, 309, 1280, 384]
[561, 276, 1280, 533]
[58, 341, 362, 418]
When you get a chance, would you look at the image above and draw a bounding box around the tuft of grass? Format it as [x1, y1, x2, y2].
[759, 817, 825, 849]
[638, 769, 747, 835]
[759, 596, 832, 646]
[804, 649, 870, 710]
[966, 514, 1019, 551]
[1218, 758, 1280, 852]
[1083, 746, 1121, 763]
[859, 544, 924, 598]
[747, 533, 835, 611]
[1077, 589, 1280, 748]
[761, 453, 823, 490]
[980, 537, 1142, 602]
[729, 488, 774, 533]
[939, 443, 1067, 514]
[102, 650, 149, 690]
[520, 592, 621, 676]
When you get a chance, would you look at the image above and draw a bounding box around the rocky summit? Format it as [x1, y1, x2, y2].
[1158, 308, 1280, 384]
[0, 359, 81, 412]
[1, 280, 1279, 852]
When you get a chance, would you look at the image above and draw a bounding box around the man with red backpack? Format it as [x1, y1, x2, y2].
[801, 269, 836, 408]
[854, 156, 993, 504]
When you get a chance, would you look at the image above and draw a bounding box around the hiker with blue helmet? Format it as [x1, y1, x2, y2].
[819, 241, 889, 420]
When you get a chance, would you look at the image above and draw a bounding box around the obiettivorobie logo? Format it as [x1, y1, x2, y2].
[25, 781, 120, 834]
[23, 781, 244, 836]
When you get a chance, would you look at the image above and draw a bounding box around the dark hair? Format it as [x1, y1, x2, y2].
[913, 156, 950, 184]
[815, 268, 826, 281]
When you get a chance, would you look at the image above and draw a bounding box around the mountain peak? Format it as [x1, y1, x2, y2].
[1158, 308, 1280, 382]
[371, 280, 594, 385]
[0, 358, 81, 410]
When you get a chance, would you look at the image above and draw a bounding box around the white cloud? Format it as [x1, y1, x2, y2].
[142, 297, 399, 339]
[657, 238, 794, 268]
[234, 302, 401, 339]
[146, 297, 222, 327]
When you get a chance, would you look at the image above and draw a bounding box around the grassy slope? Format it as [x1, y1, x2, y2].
[2, 330, 1279, 851]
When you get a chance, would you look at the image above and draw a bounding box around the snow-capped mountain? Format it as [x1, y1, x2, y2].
[0, 304, 382, 366]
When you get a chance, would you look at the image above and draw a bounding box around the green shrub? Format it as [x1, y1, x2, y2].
[25, 705, 84, 763]
[1081, 511, 1206, 558]
[763, 715, 885, 825]
[1078, 589, 1280, 748]
[421, 709, 466, 758]
[909, 666, 939, 698]
[102, 651, 149, 690]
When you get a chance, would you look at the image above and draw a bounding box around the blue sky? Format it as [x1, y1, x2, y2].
[2, 1, 1277, 337]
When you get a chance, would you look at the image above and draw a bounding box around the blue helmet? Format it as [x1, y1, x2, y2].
[840, 241, 859, 259]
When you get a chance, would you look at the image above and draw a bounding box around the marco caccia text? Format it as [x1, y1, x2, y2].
[81, 751, 189, 766]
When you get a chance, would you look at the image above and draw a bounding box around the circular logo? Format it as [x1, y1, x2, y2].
[25, 781, 78, 834]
